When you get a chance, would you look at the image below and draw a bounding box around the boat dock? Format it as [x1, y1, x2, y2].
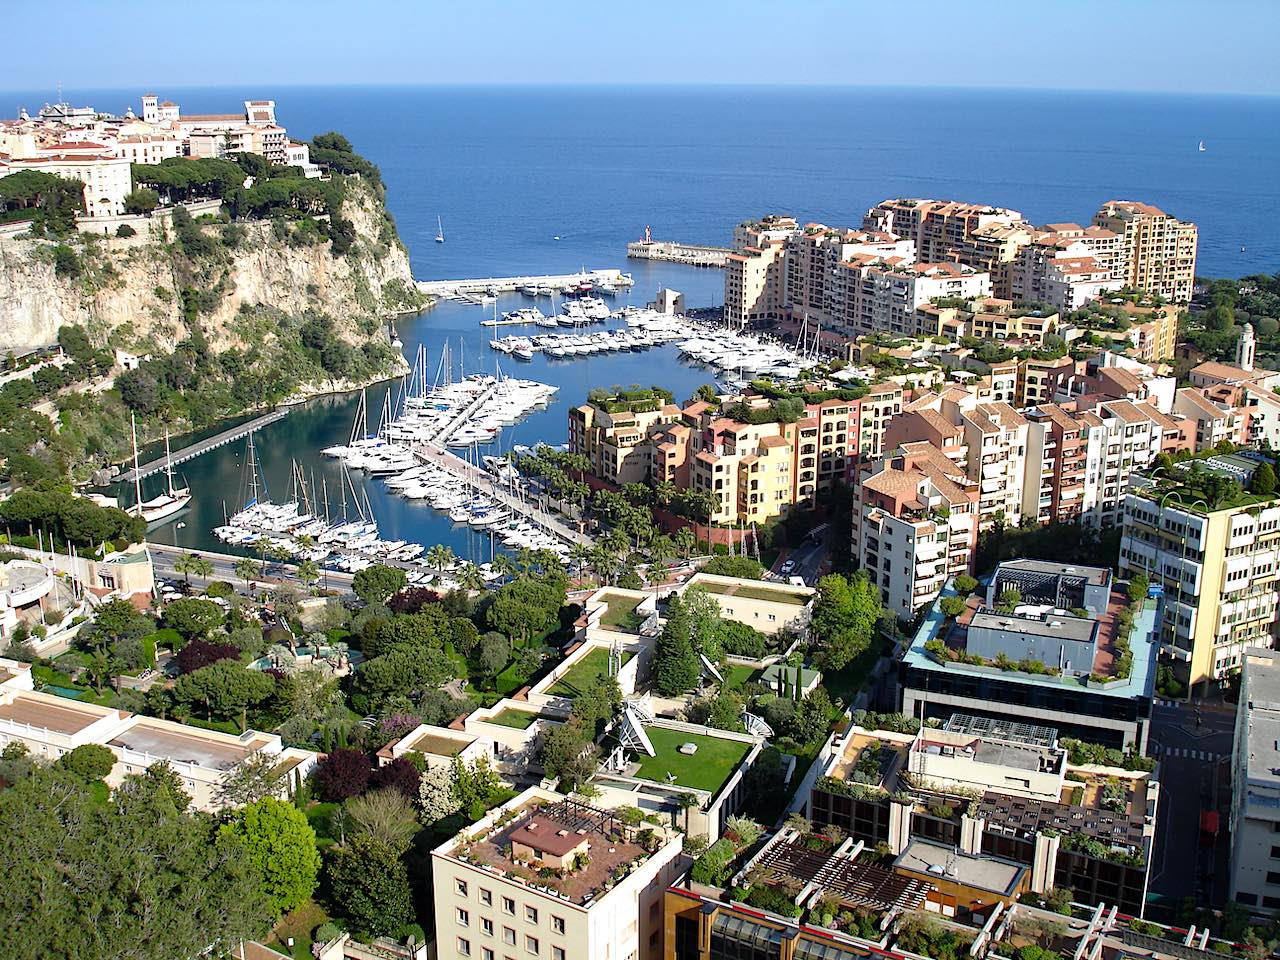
[119, 409, 288, 483]
[626, 239, 730, 268]
[410, 442, 593, 548]
[416, 269, 633, 300]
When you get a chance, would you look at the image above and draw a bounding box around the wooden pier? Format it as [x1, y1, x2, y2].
[119, 409, 288, 483]
[410, 442, 594, 548]
[626, 239, 730, 268]
[416, 269, 633, 299]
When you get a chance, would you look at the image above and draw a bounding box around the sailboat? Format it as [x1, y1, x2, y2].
[1198, 140, 1206, 152]
[435, 215, 445, 243]
[127, 418, 193, 527]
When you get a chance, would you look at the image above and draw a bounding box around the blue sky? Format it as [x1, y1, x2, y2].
[5, 0, 1277, 96]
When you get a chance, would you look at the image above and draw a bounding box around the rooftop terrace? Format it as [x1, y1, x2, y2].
[546, 647, 634, 698]
[454, 797, 666, 906]
[750, 833, 930, 912]
[0, 691, 120, 736]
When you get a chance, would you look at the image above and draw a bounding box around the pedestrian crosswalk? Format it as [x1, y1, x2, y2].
[1155, 698, 1182, 708]
[1153, 745, 1227, 762]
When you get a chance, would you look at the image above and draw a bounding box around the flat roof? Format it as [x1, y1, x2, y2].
[0, 691, 118, 735]
[969, 609, 1097, 644]
[109, 718, 266, 771]
[402, 728, 471, 758]
[896, 839, 1023, 895]
[995, 559, 1111, 586]
[1243, 648, 1280, 781]
[903, 582, 1156, 701]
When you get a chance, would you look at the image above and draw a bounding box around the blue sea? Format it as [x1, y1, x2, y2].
[5, 84, 1277, 559]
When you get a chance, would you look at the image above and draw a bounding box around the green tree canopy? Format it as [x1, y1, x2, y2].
[218, 797, 320, 917]
[0, 763, 272, 959]
[325, 835, 414, 940]
[653, 594, 701, 695]
[352, 564, 407, 605]
[55, 743, 117, 781]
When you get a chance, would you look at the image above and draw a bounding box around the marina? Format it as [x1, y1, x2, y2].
[116, 408, 289, 483]
[142, 262, 726, 565]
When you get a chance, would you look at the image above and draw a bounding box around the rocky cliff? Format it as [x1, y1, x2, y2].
[0, 176, 424, 358]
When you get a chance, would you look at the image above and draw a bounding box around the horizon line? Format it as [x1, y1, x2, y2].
[2, 80, 1277, 101]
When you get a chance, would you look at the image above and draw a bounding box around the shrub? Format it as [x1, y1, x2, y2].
[314, 922, 343, 944]
[939, 596, 967, 619]
[205, 580, 234, 599]
[690, 838, 737, 886]
[115, 223, 136, 238]
[952, 575, 978, 595]
[315, 748, 373, 801]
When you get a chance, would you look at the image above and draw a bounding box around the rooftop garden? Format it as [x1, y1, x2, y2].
[486, 708, 540, 730]
[596, 592, 646, 633]
[546, 647, 634, 698]
[696, 579, 808, 605]
[630, 726, 752, 793]
[1135, 457, 1279, 513]
[587, 385, 674, 414]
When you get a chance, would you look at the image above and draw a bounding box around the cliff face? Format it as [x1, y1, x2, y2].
[0, 177, 421, 356]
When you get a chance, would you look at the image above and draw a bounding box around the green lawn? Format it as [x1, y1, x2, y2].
[698, 581, 808, 605]
[632, 726, 752, 793]
[721, 664, 760, 691]
[598, 592, 646, 633]
[547, 648, 633, 698]
[488, 708, 539, 729]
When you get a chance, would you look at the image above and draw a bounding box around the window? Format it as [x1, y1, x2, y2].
[458, 938, 472, 957]
[525, 906, 538, 924]
[504, 928, 516, 946]
[649, 902, 660, 921]
[552, 949, 566, 960]
[483, 950, 495, 960]
[1266, 871, 1280, 886]
[552, 917, 565, 935]
[525, 935, 539, 955]
[1272, 846, 1280, 859]
[458, 908, 470, 928]
[1238, 892, 1259, 907]
[480, 888, 493, 906]
[502, 897, 516, 915]
[456, 879, 469, 897]
[482, 919, 494, 936]
[1266, 896, 1280, 910]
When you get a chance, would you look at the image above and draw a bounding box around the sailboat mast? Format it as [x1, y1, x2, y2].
[163, 430, 176, 496]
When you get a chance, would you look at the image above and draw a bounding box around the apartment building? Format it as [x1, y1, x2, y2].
[1092, 200, 1198, 303]
[964, 300, 1061, 343]
[723, 216, 798, 327]
[863, 198, 1026, 266]
[1173, 387, 1242, 451]
[0, 147, 133, 218]
[432, 787, 684, 960]
[849, 382, 903, 460]
[835, 260, 992, 340]
[1230, 647, 1280, 910]
[960, 402, 1029, 530]
[1008, 224, 1126, 311]
[1117, 302, 1179, 364]
[0, 657, 315, 811]
[1119, 461, 1280, 687]
[568, 391, 680, 485]
[1076, 399, 1168, 529]
[963, 220, 1038, 299]
[1023, 404, 1089, 525]
[855, 443, 980, 615]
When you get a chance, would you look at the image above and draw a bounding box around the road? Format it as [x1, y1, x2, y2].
[148, 542, 356, 596]
[1147, 699, 1235, 910]
[768, 538, 830, 585]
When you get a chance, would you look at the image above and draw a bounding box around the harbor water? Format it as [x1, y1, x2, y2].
[144, 266, 724, 561]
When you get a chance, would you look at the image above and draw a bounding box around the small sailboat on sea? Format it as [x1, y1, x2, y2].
[1198, 140, 1206, 152]
[127, 417, 193, 527]
[435, 215, 445, 243]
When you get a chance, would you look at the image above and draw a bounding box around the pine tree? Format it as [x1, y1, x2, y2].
[654, 597, 701, 695]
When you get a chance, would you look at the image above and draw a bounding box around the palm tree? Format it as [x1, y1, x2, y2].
[254, 537, 272, 576]
[491, 554, 517, 582]
[675, 792, 700, 833]
[234, 557, 258, 589]
[84, 649, 118, 696]
[297, 559, 320, 592]
[568, 543, 591, 577]
[426, 544, 454, 572]
[190, 555, 214, 583]
[674, 527, 696, 560]
[457, 564, 485, 593]
[534, 549, 564, 578]
[654, 480, 676, 508]
[514, 547, 536, 575]
[173, 552, 198, 586]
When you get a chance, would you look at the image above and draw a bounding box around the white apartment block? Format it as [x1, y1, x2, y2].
[1077, 400, 1166, 530]
[835, 261, 992, 340]
[857, 445, 980, 615]
[1008, 225, 1126, 312]
[432, 787, 684, 960]
[959, 401, 1029, 530]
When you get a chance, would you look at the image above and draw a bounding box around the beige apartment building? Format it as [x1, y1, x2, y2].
[723, 216, 797, 327]
[834, 260, 992, 340]
[1092, 200, 1198, 303]
[862, 198, 1026, 265]
[855, 442, 980, 615]
[568, 392, 680, 485]
[432, 787, 684, 960]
